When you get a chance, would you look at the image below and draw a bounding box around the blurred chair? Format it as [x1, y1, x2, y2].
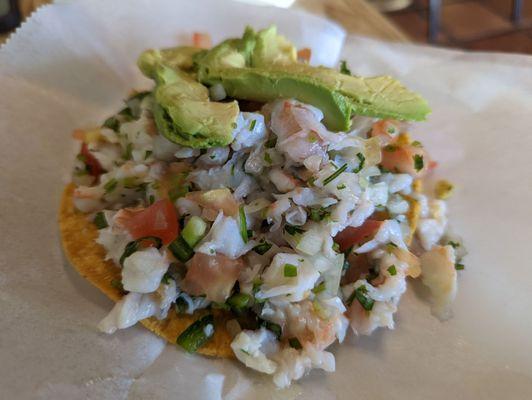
[428, 0, 524, 43]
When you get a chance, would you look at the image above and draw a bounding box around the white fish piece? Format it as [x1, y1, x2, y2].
[231, 328, 279, 374]
[256, 253, 320, 302]
[231, 112, 267, 151]
[268, 168, 297, 193]
[175, 197, 202, 217]
[122, 247, 169, 293]
[196, 212, 256, 259]
[96, 226, 131, 266]
[420, 245, 457, 320]
[417, 200, 448, 250]
[380, 173, 413, 194]
[98, 292, 159, 334]
[197, 146, 230, 166]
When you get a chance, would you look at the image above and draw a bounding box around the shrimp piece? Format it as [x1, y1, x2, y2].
[297, 48, 311, 63]
[186, 188, 239, 217]
[381, 142, 429, 177]
[370, 120, 401, 145]
[181, 253, 244, 302]
[193, 32, 212, 49]
[72, 186, 105, 212]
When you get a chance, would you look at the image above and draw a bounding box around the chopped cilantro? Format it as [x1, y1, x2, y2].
[339, 60, 351, 75]
[455, 263, 465, 270]
[412, 140, 423, 147]
[309, 207, 331, 222]
[263, 152, 272, 164]
[93, 211, 108, 229]
[347, 285, 374, 311]
[265, 137, 277, 148]
[123, 143, 133, 160]
[261, 320, 282, 339]
[253, 240, 272, 255]
[103, 116, 120, 132]
[283, 264, 298, 277]
[353, 152, 365, 173]
[284, 224, 305, 235]
[337, 183, 346, 190]
[239, 206, 248, 243]
[448, 241, 460, 248]
[161, 272, 172, 284]
[413, 154, 424, 172]
[288, 337, 303, 350]
[387, 265, 397, 276]
[103, 178, 118, 194]
[312, 281, 326, 294]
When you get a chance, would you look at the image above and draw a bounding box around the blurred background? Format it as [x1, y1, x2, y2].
[1, 0, 531, 53]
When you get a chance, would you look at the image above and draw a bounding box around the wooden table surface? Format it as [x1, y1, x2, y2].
[1, 0, 408, 45]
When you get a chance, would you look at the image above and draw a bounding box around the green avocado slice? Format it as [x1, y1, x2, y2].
[138, 46, 205, 78]
[199, 62, 430, 131]
[151, 66, 239, 148]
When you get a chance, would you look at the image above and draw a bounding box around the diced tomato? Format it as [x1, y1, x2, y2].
[297, 48, 311, 62]
[334, 219, 383, 253]
[380, 143, 428, 177]
[182, 253, 244, 302]
[193, 32, 212, 49]
[370, 120, 400, 145]
[116, 199, 179, 245]
[80, 143, 104, 178]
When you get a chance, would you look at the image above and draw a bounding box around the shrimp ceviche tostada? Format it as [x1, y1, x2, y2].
[59, 26, 466, 387]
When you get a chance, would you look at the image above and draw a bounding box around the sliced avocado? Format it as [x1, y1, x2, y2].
[199, 62, 430, 131]
[153, 66, 239, 148]
[138, 46, 204, 78]
[251, 26, 297, 67]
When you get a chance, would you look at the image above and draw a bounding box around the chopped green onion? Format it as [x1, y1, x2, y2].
[181, 216, 207, 248]
[284, 224, 305, 235]
[110, 279, 124, 292]
[249, 119, 257, 130]
[230, 164, 236, 176]
[168, 236, 194, 262]
[120, 236, 163, 265]
[123, 143, 133, 160]
[239, 206, 248, 243]
[387, 265, 397, 276]
[161, 272, 172, 284]
[118, 107, 134, 121]
[312, 281, 326, 294]
[227, 293, 251, 309]
[340, 60, 351, 75]
[253, 240, 272, 255]
[337, 183, 346, 190]
[413, 154, 424, 172]
[175, 297, 188, 314]
[347, 285, 375, 311]
[307, 176, 316, 187]
[309, 207, 331, 222]
[353, 152, 365, 173]
[283, 264, 298, 277]
[93, 211, 108, 229]
[448, 241, 460, 249]
[323, 163, 348, 185]
[288, 337, 303, 350]
[176, 314, 215, 353]
[103, 178, 118, 194]
[455, 263, 465, 270]
[261, 320, 282, 339]
[265, 137, 277, 148]
[263, 152, 273, 164]
[332, 242, 340, 252]
[103, 116, 120, 132]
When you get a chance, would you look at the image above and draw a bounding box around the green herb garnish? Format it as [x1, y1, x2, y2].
[284, 224, 305, 235]
[144, 150, 152, 160]
[93, 211, 108, 229]
[288, 337, 303, 350]
[119, 236, 163, 265]
[347, 285, 374, 311]
[412, 140, 423, 147]
[263, 152, 272, 164]
[123, 143, 133, 160]
[353, 152, 365, 173]
[176, 314, 215, 353]
[413, 154, 424, 172]
[312, 281, 326, 294]
[249, 119, 257, 130]
[227, 293, 251, 309]
[448, 241, 460, 248]
[103, 116, 120, 132]
[309, 207, 331, 222]
[103, 178, 118, 194]
[455, 263, 465, 270]
[323, 163, 347, 185]
[265, 137, 277, 148]
[339, 60, 351, 75]
[337, 183, 346, 190]
[261, 320, 282, 339]
[239, 206, 248, 243]
[168, 236, 194, 262]
[253, 240, 272, 255]
[387, 265, 397, 276]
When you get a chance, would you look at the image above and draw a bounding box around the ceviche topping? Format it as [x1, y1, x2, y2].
[70, 26, 464, 388]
